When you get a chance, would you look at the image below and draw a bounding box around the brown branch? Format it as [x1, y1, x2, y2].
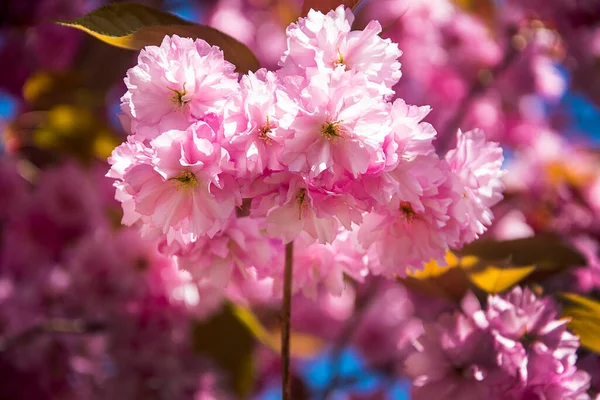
[282, 241, 294, 400]
[0, 319, 105, 353]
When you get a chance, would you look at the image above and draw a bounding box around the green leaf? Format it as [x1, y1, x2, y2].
[457, 234, 585, 270]
[191, 304, 255, 397]
[58, 3, 259, 73]
[301, 0, 363, 18]
[231, 303, 324, 358]
[558, 292, 600, 354]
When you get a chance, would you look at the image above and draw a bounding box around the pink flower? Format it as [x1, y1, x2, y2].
[173, 216, 281, 289]
[354, 282, 423, 365]
[485, 287, 582, 384]
[359, 98, 439, 209]
[107, 136, 153, 226]
[517, 352, 591, 400]
[272, 227, 369, 298]
[405, 312, 508, 400]
[221, 69, 297, 177]
[279, 70, 390, 183]
[113, 121, 240, 239]
[121, 35, 239, 140]
[358, 155, 461, 276]
[279, 5, 402, 95]
[445, 129, 505, 245]
[248, 171, 364, 244]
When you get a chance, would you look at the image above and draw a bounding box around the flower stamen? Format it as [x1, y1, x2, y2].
[258, 115, 273, 144]
[168, 83, 190, 108]
[400, 201, 418, 222]
[333, 47, 345, 68]
[170, 171, 198, 190]
[296, 188, 307, 220]
[321, 121, 343, 141]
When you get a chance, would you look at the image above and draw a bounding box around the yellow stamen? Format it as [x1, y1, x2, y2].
[333, 48, 345, 68]
[296, 188, 307, 220]
[168, 84, 189, 108]
[258, 115, 273, 144]
[321, 121, 343, 141]
[170, 171, 198, 190]
[400, 201, 418, 222]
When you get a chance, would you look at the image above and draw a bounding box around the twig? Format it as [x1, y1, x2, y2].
[0, 319, 105, 353]
[436, 26, 522, 154]
[282, 241, 294, 400]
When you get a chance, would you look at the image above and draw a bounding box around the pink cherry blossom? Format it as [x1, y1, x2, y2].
[445, 129, 505, 245]
[248, 171, 364, 244]
[121, 35, 239, 140]
[172, 216, 281, 289]
[358, 155, 461, 276]
[405, 312, 508, 400]
[221, 69, 297, 177]
[279, 5, 402, 95]
[278, 70, 390, 183]
[112, 121, 240, 239]
[267, 227, 369, 298]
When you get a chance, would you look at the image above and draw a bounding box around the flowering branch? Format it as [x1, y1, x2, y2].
[282, 241, 294, 400]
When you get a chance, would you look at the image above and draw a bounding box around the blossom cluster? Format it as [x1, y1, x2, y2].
[405, 287, 591, 400]
[108, 5, 505, 294]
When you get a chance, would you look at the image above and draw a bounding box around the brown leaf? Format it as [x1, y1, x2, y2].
[58, 3, 259, 72]
[457, 234, 585, 270]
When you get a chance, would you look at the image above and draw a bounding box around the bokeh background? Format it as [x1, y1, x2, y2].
[1, 0, 599, 399]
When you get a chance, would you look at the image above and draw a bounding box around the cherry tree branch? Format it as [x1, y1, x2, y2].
[282, 241, 294, 400]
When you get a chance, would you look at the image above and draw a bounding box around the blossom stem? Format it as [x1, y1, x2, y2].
[282, 240, 294, 400]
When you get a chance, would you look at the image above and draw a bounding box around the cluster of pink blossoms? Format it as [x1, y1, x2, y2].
[406, 287, 591, 400]
[108, 6, 505, 294]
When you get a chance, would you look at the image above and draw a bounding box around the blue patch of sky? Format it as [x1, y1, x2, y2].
[163, 0, 207, 23]
[546, 63, 600, 144]
[253, 347, 411, 399]
[0, 91, 18, 120]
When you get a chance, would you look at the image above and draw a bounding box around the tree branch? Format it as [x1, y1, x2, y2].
[0, 319, 106, 353]
[282, 241, 294, 400]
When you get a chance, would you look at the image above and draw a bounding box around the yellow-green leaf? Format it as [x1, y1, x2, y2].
[558, 292, 600, 353]
[192, 304, 255, 397]
[231, 304, 324, 358]
[58, 3, 259, 73]
[400, 250, 537, 299]
[465, 262, 536, 293]
[301, 0, 363, 18]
